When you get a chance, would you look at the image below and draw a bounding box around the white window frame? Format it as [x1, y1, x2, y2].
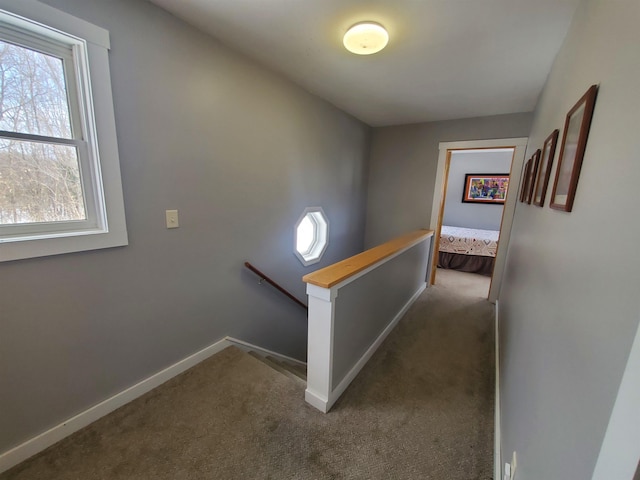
[294, 207, 329, 266]
[0, 0, 127, 262]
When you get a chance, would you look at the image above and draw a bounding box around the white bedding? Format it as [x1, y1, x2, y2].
[439, 226, 500, 258]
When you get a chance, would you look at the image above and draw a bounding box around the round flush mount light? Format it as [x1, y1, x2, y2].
[343, 22, 389, 55]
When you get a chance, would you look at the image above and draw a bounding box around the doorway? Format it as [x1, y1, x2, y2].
[429, 138, 528, 303]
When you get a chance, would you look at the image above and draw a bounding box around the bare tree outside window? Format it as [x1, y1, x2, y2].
[0, 39, 86, 225]
[0, 3, 127, 262]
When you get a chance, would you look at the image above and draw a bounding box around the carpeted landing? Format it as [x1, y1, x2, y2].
[435, 267, 491, 299]
[2, 283, 495, 480]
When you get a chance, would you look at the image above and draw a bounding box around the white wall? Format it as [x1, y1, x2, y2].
[442, 150, 512, 231]
[0, 0, 370, 454]
[499, 0, 640, 478]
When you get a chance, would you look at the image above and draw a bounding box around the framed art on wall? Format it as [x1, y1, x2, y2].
[533, 129, 559, 207]
[462, 174, 510, 204]
[526, 149, 541, 204]
[520, 159, 532, 203]
[550, 85, 598, 212]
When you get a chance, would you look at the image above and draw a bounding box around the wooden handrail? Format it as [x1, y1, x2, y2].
[303, 229, 434, 289]
[244, 262, 308, 310]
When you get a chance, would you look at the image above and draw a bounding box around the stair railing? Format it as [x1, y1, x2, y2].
[302, 229, 434, 413]
[244, 262, 308, 310]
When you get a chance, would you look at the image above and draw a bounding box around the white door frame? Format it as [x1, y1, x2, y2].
[429, 137, 529, 303]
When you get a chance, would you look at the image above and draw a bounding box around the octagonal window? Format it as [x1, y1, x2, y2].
[294, 207, 329, 266]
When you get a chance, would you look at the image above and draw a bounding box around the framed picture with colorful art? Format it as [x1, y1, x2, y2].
[550, 85, 598, 212]
[462, 174, 510, 204]
[533, 130, 559, 207]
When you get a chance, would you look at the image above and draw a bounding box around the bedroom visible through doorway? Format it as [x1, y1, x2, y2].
[437, 149, 513, 298]
[429, 138, 529, 303]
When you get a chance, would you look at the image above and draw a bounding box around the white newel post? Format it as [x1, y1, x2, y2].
[304, 283, 338, 413]
[302, 230, 433, 413]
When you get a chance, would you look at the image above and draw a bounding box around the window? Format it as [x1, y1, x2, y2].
[0, 1, 127, 262]
[294, 207, 328, 266]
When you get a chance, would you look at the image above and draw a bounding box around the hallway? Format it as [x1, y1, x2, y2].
[435, 268, 492, 300]
[2, 283, 495, 480]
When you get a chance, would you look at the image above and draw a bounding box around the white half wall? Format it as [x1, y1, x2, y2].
[305, 233, 432, 412]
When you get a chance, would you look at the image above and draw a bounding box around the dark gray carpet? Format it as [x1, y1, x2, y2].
[1, 282, 495, 479]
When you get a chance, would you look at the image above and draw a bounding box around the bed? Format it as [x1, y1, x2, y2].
[438, 225, 499, 276]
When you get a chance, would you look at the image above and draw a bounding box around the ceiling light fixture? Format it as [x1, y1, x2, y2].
[343, 22, 389, 55]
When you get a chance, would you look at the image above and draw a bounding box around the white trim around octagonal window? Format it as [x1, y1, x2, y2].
[294, 207, 328, 266]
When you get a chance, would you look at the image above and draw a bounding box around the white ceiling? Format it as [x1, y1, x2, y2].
[148, 0, 580, 127]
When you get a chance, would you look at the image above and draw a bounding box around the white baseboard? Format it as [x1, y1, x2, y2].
[324, 283, 427, 412]
[0, 289, 427, 472]
[494, 300, 502, 480]
[226, 337, 306, 367]
[0, 337, 230, 474]
[304, 389, 329, 413]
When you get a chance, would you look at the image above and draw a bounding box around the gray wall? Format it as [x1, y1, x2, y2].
[331, 238, 430, 388]
[364, 113, 532, 248]
[442, 150, 512, 231]
[0, 0, 370, 453]
[499, 0, 640, 478]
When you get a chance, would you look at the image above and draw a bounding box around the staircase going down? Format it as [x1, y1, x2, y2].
[2, 274, 496, 480]
[247, 351, 307, 384]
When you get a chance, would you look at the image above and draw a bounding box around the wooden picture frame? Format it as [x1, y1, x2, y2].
[526, 150, 541, 204]
[550, 85, 598, 211]
[461, 173, 510, 204]
[519, 159, 532, 203]
[533, 129, 559, 207]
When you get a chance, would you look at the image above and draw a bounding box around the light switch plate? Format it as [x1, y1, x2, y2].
[166, 210, 179, 229]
